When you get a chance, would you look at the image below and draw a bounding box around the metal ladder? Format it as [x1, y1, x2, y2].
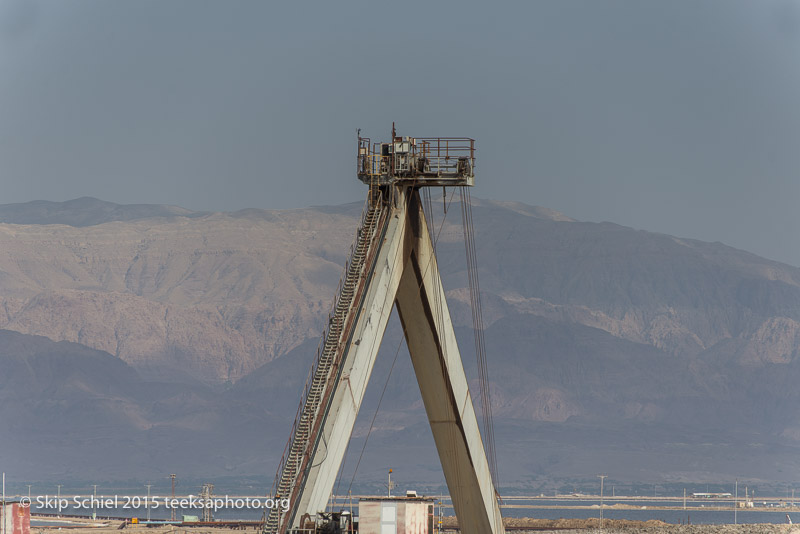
[265, 195, 388, 533]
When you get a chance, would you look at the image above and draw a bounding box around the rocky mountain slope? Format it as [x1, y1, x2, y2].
[0, 199, 365, 382]
[0, 329, 286, 480]
[2, 196, 800, 487]
[4, 196, 800, 386]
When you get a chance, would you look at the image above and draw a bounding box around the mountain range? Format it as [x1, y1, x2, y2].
[1, 196, 799, 493]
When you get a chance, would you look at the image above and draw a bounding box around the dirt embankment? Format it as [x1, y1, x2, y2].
[32, 517, 798, 534]
[441, 516, 799, 533]
[524, 527, 800, 534]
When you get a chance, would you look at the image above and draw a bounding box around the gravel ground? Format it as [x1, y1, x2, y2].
[538, 527, 800, 534]
[31, 516, 800, 534]
[439, 517, 800, 533]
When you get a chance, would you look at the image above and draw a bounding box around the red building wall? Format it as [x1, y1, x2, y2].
[2, 503, 31, 534]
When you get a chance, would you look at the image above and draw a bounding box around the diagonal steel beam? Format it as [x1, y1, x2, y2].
[283, 188, 410, 530]
[395, 191, 505, 534]
[280, 187, 503, 534]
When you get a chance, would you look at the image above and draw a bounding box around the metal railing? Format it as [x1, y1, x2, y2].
[357, 136, 475, 180]
[415, 137, 475, 176]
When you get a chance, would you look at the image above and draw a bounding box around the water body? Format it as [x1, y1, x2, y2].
[494, 499, 796, 525]
[31, 521, 96, 527]
[498, 507, 791, 525]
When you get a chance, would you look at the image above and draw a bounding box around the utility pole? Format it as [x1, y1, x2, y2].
[349, 491, 354, 534]
[145, 484, 152, 522]
[200, 484, 214, 522]
[734, 479, 738, 525]
[598, 475, 607, 529]
[26, 483, 32, 524]
[438, 498, 443, 534]
[387, 469, 395, 498]
[170, 475, 177, 521]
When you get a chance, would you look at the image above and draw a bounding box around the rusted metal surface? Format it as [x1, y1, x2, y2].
[359, 498, 435, 534]
[2, 504, 30, 534]
[357, 128, 475, 187]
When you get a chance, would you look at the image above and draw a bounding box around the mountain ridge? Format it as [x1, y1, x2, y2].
[0, 197, 204, 227]
[2, 196, 800, 486]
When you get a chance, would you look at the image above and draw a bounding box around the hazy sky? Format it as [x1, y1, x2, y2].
[1, 1, 799, 266]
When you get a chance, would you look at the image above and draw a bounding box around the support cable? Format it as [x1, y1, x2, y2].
[459, 187, 500, 492]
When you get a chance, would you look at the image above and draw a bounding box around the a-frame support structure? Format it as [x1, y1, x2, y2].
[266, 132, 503, 534]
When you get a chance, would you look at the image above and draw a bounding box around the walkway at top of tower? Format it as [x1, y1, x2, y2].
[357, 127, 475, 187]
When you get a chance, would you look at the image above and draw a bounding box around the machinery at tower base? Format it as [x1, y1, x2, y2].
[264, 126, 503, 534]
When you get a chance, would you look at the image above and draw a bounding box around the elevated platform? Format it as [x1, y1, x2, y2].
[357, 132, 475, 187]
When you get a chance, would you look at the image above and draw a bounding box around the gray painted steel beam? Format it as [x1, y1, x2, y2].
[284, 188, 504, 534]
[395, 192, 504, 534]
[286, 189, 410, 529]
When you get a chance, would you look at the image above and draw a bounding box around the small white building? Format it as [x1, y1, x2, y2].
[358, 495, 435, 534]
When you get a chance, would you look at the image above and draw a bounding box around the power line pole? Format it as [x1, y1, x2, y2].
[169, 475, 177, 521]
[387, 469, 395, 498]
[598, 475, 607, 529]
[145, 484, 152, 522]
[200, 484, 214, 522]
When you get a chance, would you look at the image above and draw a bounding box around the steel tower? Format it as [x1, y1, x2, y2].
[266, 126, 503, 534]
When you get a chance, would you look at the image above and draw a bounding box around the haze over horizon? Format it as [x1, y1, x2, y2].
[2, 0, 799, 267]
[4, 197, 800, 488]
